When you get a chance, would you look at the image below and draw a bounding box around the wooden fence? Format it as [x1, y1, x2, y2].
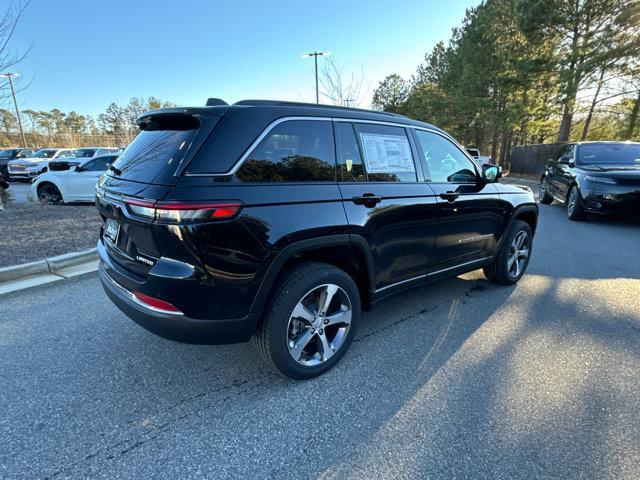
[509, 143, 559, 176]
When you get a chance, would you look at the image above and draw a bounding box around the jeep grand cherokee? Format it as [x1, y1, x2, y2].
[97, 99, 538, 379]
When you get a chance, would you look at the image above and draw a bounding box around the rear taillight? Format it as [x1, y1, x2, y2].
[133, 291, 183, 314]
[124, 198, 243, 223]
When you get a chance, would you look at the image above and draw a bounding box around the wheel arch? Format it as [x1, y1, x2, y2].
[250, 235, 375, 316]
[36, 180, 65, 203]
[494, 204, 538, 256]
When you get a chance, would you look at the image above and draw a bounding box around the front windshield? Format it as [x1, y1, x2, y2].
[33, 149, 57, 158]
[0, 150, 16, 158]
[577, 144, 640, 165]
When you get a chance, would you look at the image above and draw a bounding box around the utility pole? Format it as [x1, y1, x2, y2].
[302, 51, 330, 104]
[0, 73, 27, 147]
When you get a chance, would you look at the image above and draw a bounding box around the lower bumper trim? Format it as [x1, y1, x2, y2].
[99, 265, 259, 345]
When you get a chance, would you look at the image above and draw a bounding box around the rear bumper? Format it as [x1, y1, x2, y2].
[99, 263, 259, 345]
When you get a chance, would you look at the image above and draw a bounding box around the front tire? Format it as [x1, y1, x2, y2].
[566, 185, 586, 221]
[253, 262, 361, 380]
[37, 183, 63, 205]
[484, 220, 533, 285]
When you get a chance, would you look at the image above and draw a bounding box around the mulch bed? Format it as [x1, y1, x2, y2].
[0, 203, 103, 268]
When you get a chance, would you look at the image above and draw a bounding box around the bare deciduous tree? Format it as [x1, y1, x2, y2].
[0, 0, 31, 106]
[319, 57, 365, 107]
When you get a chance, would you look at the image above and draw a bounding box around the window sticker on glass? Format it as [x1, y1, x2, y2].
[359, 133, 415, 173]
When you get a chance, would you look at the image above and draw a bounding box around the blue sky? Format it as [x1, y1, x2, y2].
[9, 0, 476, 117]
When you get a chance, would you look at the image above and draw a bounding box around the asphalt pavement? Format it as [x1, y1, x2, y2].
[1, 190, 639, 479]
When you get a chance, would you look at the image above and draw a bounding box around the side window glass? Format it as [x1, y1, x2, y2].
[354, 123, 416, 182]
[413, 130, 478, 183]
[236, 120, 336, 182]
[84, 157, 111, 171]
[563, 144, 575, 162]
[336, 122, 366, 182]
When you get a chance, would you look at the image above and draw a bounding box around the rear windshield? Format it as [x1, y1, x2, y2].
[577, 144, 640, 165]
[110, 114, 199, 184]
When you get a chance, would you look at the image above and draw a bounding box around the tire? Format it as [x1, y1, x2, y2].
[253, 262, 361, 380]
[37, 183, 63, 204]
[566, 185, 586, 221]
[539, 176, 553, 204]
[483, 220, 533, 285]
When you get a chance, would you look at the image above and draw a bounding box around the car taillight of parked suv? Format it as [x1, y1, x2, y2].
[97, 99, 538, 379]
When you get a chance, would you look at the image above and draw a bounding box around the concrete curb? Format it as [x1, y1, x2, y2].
[0, 248, 99, 295]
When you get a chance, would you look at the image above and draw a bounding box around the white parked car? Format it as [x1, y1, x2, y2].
[8, 148, 75, 181]
[31, 153, 118, 204]
[465, 147, 493, 165]
[49, 147, 121, 171]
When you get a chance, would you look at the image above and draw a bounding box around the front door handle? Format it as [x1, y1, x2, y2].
[352, 193, 382, 207]
[439, 191, 459, 202]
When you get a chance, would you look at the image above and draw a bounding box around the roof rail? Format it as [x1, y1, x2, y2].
[232, 99, 406, 118]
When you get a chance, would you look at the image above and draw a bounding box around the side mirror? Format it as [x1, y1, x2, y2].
[74, 165, 84, 172]
[558, 156, 573, 165]
[481, 164, 501, 183]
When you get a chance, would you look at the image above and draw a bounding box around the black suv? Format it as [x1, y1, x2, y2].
[97, 100, 537, 379]
[539, 141, 640, 220]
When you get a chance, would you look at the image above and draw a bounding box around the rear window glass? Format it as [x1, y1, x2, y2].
[336, 122, 366, 182]
[354, 123, 416, 182]
[236, 120, 335, 182]
[110, 114, 199, 183]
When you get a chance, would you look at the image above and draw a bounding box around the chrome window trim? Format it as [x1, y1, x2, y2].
[183, 116, 330, 177]
[182, 114, 481, 178]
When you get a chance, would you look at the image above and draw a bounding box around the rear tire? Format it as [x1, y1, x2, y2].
[566, 185, 586, 221]
[484, 220, 533, 285]
[539, 176, 553, 204]
[253, 262, 360, 380]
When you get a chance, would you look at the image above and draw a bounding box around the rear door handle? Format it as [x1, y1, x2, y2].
[352, 193, 382, 207]
[439, 191, 459, 202]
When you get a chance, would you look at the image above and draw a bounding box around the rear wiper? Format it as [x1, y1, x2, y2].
[107, 163, 122, 176]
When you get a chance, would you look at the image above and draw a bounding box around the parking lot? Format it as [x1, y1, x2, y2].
[3, 181, 31, 206]
[1, 193, 639, 479]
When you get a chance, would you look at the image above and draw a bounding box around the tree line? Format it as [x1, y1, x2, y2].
[0, 97, 174, 149]
[372, 0, 640, 165]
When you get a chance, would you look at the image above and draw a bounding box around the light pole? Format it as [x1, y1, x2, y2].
[302, 51, 330, 104]
[0, 73, 27, 148]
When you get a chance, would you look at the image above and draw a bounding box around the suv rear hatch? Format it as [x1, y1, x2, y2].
[96, 108, 226, 278]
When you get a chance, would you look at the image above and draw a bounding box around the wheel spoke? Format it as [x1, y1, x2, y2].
[291, 302, 315, 324]
[324, 308, 351, 327]
[316, 284, 338, 316]
[518, 247, 529, 259]
[507, 255, 516, 271]
[289, 329, 315, 361]
[317, 332, 335, 361]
